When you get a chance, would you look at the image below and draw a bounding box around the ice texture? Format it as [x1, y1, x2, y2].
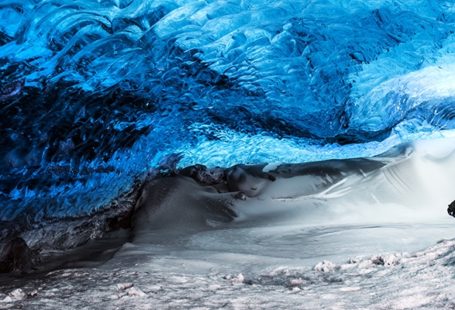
[0, 128, 455, 309]
[1, 239, 455, 309]
[1, 0, 455, 219]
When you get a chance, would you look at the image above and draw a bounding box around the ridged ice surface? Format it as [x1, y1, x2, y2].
[1, 0, 455, 219]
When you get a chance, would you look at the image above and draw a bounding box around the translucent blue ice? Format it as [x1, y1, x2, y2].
[1, 0, 455, 220]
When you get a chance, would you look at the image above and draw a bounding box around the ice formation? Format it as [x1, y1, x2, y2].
[1, 2, 455, 307]
[1, 1, 455, 224]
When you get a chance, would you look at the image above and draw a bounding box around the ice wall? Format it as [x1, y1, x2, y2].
[1, 0, 455, 220]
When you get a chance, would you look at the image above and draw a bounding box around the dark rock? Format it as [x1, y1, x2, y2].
[106, 209, 134, 231]
[448, 200, 455, 218]
[0, 238, 33, 273]
[371, 256, 385, 266]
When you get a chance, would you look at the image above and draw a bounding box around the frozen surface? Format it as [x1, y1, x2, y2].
[1, 239, 455, 309]
[1, 137, 455, 309]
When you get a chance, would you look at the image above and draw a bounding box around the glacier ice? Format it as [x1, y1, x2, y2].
[1, 0, 455, 220]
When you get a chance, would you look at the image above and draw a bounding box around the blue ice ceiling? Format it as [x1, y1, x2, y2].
[1, 0, 455, 221]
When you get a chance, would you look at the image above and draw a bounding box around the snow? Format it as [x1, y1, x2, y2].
[0, 239, 454, 309]
[1, 134, 455, 309]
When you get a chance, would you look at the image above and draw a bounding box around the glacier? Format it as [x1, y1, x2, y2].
[3, 1, 455, 307]
[1, 0, 455, 222]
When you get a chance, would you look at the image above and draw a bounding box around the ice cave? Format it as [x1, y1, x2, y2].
[1, 0, 455, 309]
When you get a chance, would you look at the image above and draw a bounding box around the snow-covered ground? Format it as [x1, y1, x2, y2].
[1, 137, 455, 309]
[1, 238, 455, 309]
